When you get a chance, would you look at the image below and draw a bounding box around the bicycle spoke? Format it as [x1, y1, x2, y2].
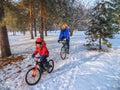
[25, 68, 41, 85]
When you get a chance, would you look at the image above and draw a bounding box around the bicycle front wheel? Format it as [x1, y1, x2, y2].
[25, 67, 41, 85]
[60, 46, 66, 60]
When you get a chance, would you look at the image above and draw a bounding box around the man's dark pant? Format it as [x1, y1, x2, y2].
[61, 37, 70, 53]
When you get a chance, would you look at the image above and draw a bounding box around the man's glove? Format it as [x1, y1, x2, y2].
[66, 39, 69, 41]
[32, 54, 35, 58]
[66, 39, 69, 43]
[58, 40, 60, 43]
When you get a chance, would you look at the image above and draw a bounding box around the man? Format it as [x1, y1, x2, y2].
[58, 23, 70, 54]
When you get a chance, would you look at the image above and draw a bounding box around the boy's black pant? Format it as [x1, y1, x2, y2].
[40, 57, 49, 70]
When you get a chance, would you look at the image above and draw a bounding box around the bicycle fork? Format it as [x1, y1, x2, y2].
[32, 64, 39, 77]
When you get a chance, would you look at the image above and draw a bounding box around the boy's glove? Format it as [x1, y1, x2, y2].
[32, 54, 35, 58]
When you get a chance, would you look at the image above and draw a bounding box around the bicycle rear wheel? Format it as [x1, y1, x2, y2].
[60, 46, 66, 60]
[25, 67, 41, 85]
[46, 59, 54, 73]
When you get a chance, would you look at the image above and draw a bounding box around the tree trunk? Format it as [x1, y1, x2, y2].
[23, 30, 26, 35]
[13, 29, 16, 36]
[44, 23, 47, 36]
[39, 1, 44, 40]
[0, 1, 4, 22]
[40, 17, 44, 40]
[45, 29, 47, 36]
[29, 0, 34, 39]
[0, 1, 11, 58]
[29, 22, 33, 39]
[0, 26, 11, 58]
[33, 18, 37, 37]
[99, 38, 102, 50]
[70, 28, 73, 36]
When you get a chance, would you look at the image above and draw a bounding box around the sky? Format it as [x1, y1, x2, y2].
[75, 0, 98, 8]
[77, 0, 110, 8]
[13, 0, 98, 8]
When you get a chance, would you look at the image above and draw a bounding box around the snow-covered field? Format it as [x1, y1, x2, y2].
[0, 31, 120, 90]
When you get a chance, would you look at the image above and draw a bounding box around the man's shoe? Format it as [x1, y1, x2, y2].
[66, 49, 69, 54]
[67, 51, 69, 54]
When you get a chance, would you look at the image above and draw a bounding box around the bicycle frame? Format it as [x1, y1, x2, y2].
[60, 40, 67, 45]
[60, 39, 66, 45]
[25, 57, 54, 85]
[59, 40, 68, 60]
[60, 40, 68, 52]
[34, 58, 47, 72]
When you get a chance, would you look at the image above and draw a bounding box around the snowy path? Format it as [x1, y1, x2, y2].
[0, 31, 120, 90]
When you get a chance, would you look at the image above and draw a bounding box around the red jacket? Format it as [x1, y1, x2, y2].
[33, 41, 49, 57]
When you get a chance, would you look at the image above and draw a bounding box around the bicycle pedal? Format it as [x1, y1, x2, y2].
[41, 67, 45, 72]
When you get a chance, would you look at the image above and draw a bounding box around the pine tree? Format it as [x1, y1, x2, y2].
[111, 0, 120, 28]
[85, 0, 119, 50]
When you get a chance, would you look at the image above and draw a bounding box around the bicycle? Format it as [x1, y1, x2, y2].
[25, 57, 54, 85]
[59, 40, 69, 60]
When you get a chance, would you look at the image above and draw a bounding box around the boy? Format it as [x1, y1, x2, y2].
[32, 38, 49, 64]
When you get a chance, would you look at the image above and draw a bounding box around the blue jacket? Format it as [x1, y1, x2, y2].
[59, 27, 70, 41]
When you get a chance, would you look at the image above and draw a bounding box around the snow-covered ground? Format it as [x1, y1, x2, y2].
[0, 31, 120, 90]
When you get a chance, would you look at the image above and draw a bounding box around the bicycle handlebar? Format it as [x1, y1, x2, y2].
[33, 57, 41, 62]
[34, 57, 39, 59]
